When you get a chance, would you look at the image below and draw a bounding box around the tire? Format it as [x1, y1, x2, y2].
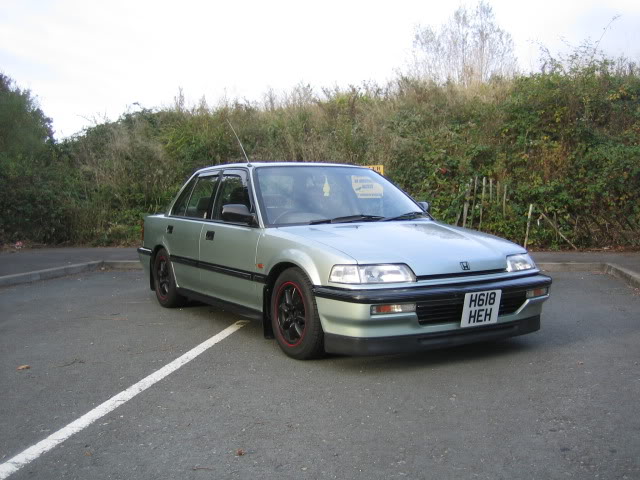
[152, 248, 187, 308]
[271, 267, 324, 360]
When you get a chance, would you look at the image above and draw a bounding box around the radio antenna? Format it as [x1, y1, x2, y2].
[226, 119, 250, 163]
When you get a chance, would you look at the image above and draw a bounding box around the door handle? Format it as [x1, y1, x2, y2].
[205, 230, 215, 241]
[166, 225, 173, 234]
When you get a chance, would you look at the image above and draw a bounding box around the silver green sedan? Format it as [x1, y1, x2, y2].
[138, 163, 551, 359]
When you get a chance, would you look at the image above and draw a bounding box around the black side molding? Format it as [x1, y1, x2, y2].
[170, 254, 267, 284]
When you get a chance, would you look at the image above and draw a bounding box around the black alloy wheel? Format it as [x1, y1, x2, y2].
[152, 248, 186, 308]
[156, 256, 170, 299]
[275, 281, 307, 346]
[271, 267, 324, 359]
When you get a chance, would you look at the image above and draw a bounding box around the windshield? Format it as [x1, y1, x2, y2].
[254, 165, 423, 226]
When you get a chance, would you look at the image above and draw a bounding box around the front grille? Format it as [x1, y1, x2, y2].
[416, 288, 527, 325]
[415, 268, 505, 281]
[499, 289, 528, 315]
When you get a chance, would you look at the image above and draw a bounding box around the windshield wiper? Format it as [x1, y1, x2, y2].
[382, 211, 427, 222]
[309, 214, 384, 225]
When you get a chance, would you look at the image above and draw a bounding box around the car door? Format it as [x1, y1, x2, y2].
[164, 172, 220, 291]
[198, 169, 262, 311]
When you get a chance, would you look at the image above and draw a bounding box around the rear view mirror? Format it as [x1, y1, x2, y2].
[222, 204, 255, 225]
[417, 201, 430, 213]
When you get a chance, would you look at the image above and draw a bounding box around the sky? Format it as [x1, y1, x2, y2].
[1, 0, 639, 139]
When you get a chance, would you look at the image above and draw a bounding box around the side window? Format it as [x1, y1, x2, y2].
[171, 177, 197, 216]
[184, 174, 219, 219]
[213, 171, 252, 221]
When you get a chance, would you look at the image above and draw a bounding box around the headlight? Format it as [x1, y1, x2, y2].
[329, 264, 416, 284]
[506, 253, 536, 272]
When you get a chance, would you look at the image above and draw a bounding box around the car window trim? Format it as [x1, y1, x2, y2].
[250, 166, 277, 228]
[212, 170, 246, 221]
[168, 171, 221, 220]
[168, 175, 197, 217]
[199, 172, 221, 220]
[252, 165, 433, 227]
[211, 168, 261, 228]
[252, 164, 407, 228]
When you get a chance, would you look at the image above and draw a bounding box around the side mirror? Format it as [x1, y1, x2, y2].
[222, 204, 255, 225]
[417, 201, 430, 213]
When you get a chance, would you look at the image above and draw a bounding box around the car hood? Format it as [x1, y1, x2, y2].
[281, 220, 524, 276]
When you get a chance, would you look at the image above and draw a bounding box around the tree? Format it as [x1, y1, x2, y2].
[0, 73, 74, 244]
[411, 1, 517, 86]
[0, 73, 54, 161]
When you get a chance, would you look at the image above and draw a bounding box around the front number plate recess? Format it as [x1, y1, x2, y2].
[460, 289, 502, 328]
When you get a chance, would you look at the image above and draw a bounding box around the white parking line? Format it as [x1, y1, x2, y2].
[0, 320, 248, 479]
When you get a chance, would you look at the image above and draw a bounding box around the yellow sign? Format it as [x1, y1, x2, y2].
[364, 164, 385, 175]
[351, 175, 384, 198]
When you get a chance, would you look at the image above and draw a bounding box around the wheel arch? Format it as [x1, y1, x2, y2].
[262, 261, 309, 339]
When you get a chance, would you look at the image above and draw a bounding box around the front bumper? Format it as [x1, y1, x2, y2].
[325, 315, 540, 355]
[313, 273, 551, 304]
[314, 273, 551, 355]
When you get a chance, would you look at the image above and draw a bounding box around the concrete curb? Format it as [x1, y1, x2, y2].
[0, 261, 142, 288]
[102, 260, 143, 271]
[538, 262, 640, 290]
[603, 263, 640, 290]
[1, 260, 638, 290]
[537, 262, 605, 273]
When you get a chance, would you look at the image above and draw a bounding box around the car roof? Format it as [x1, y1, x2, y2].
[194, 162, 370, 175]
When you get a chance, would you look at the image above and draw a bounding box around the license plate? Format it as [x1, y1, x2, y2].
[460, 289, 502, 328]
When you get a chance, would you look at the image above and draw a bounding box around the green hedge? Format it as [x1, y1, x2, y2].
[1, 58, 638, 248]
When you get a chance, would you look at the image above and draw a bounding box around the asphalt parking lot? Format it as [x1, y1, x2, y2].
[1, 271, 639, 480]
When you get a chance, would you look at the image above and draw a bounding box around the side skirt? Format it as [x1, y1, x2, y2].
[176, 287, 263, 321]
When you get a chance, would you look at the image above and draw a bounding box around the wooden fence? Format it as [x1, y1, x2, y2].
[451, 176, 639, 249]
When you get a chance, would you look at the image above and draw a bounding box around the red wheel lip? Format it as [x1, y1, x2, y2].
[274, 280, 307, 347]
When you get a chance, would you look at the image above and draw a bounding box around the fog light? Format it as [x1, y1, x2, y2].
[371, 303, 416, 315]
[526, 287, 549, 298]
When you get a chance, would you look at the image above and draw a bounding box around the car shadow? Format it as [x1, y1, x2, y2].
[178, 301, 544, 368]
[324, 337, 539, 371]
